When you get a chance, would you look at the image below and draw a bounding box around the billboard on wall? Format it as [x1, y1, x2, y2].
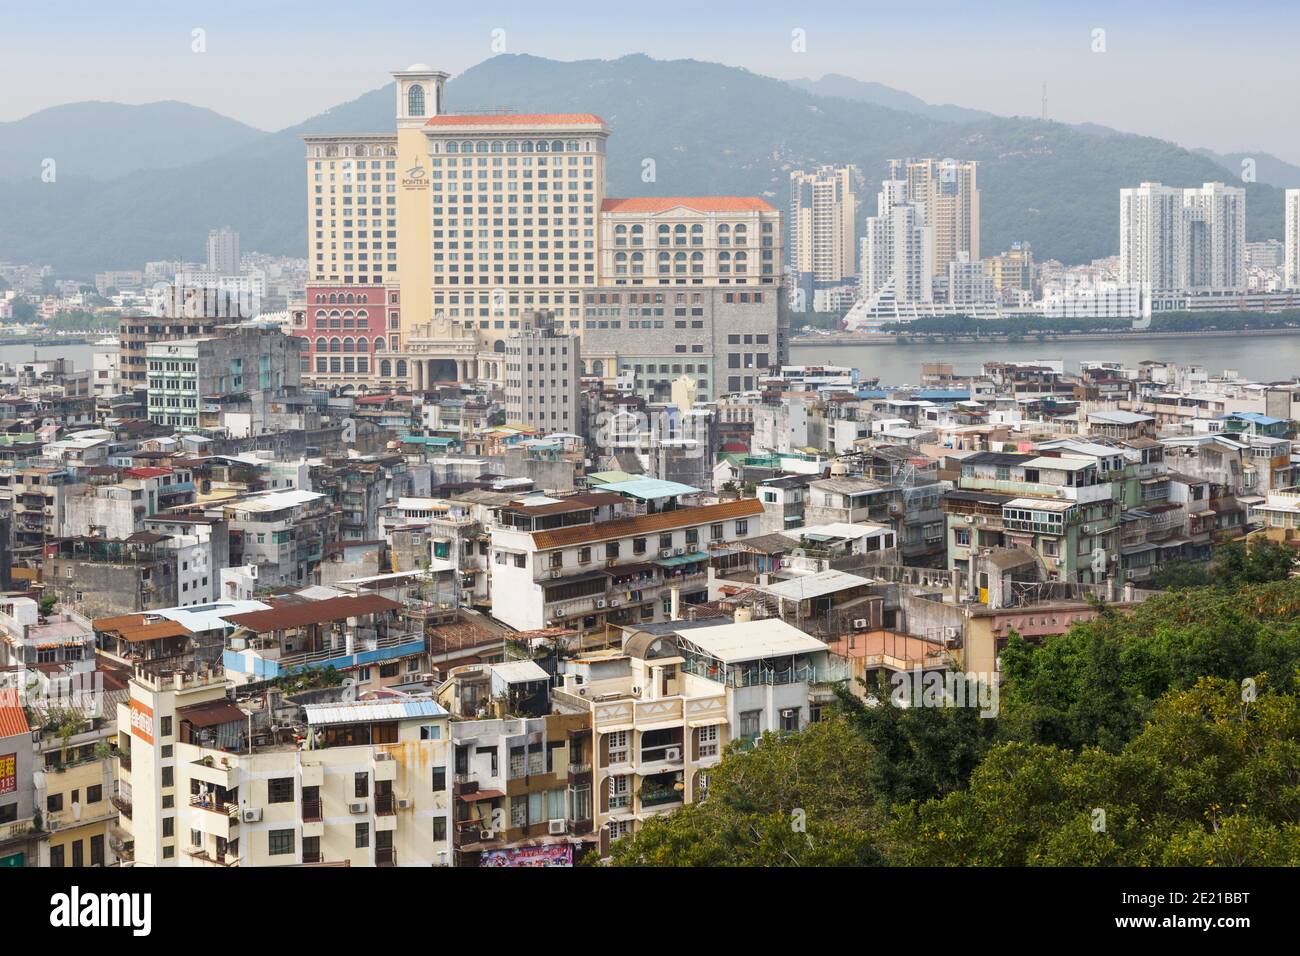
[130, 699, 155, 745]
[478, 843, 573, 867]
[0, 752, 15, 795]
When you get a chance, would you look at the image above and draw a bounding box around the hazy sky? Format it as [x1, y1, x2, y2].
[4, 0, 1299, 162]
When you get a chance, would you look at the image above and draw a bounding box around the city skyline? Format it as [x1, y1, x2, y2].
[3, 0, 1300, 165]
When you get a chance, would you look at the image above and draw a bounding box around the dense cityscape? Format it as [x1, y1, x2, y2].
[0, 6, 1295, 935]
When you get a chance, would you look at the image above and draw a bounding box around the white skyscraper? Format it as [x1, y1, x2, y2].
[1120, 182, 1246, 295]
[206, 227, 241, 275]
[862, 178, 933, 304]
[789, 165, 858, 286]
[1183, 182, 1246, 292]
[1285, 189, 1300, 290]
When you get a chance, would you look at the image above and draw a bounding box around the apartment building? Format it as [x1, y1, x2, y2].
[146, 326, 302, 432]
[789, 165, 857, 289]
[489, 494, 764, 633]
[503, 320, 579, 431]
[1119, 181, 1246, 294]
[944, 451, 1121, 588]
[447, 711, 594, 866]
[0, 690, 40, 868]
[888, 157, 979, 277]
[862, 176, 934, 305]
[218, 489, 338, 590]
[118, 314, 222, 389]
[553, 616, 845, 854]
[1286, 188, 1299, 290]
[116, 667, 454, 867]
[34, 710, 119, 868]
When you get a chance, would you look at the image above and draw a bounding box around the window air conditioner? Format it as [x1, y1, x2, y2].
[548, 819, 567, 835]
[349, 802, 368, 814]
[241, 808, 262, 823]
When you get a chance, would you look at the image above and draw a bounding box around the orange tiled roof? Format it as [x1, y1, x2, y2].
[601, 196, 776, 214]
[0, 687, 30, 738]
[531, 498, 763, 550]
[425, 113, 606, 127]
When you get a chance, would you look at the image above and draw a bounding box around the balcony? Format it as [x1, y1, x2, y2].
[375, 793, 397, 816]
[453, 774, 479, 796]
[376, 846, 397, 866]
[302, 850, 323, 864]
[110, 795, 133, 820]
[301, 798, 322, 823]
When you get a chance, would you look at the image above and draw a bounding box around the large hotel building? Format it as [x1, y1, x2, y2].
[297, 64, 785, 401]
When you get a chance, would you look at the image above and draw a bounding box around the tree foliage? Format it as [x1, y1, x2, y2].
[605, 578, 1300, 867]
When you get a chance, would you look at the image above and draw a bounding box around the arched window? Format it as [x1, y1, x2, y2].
[407, 84, 425, 117]
[630, 224, 644, 247]
[475, 141, 488, 154]
[372, 337, 385, 351]
[631, 252, 644, 275]
[447, 141, 458, 154]
[396, 359, 408, 377]
[315, 337, 327, 352]
[506, 141, 518, 153]
[735, 251, 748, 273]
[719, 252, 731, 274]
[658, 225, 671, 245]
[691, 251, 704, 274]
[343, 337, 354, 352]
[674, 251, 687, 274]
[356, 338, 368, 352]
[691, 224, 704, 245]
[615, 252, 628, 275]
[380, 359, 392, 376]
[658, 251, 671, 274]
[490, 141, 502, 153]
[329, 337, 342, 352]
[674, 224, 687, 246]
[493, 340, 505, 353]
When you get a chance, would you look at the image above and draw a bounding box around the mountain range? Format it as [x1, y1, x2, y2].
[0, 53, 1291, 275]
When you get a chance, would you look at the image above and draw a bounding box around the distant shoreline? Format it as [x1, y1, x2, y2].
[791, 327, 1300, 346]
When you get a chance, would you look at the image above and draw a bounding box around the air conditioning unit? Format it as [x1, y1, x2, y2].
[609, 599, 621, 607]
[964, 515, 975, 524]
[397, 798, 412, 810]
[664, 747, 681, 762]
[852, 618, 868, 629]
[548, 819, 567, 835]
[550, 570, 561, 579]
[595, 599, 606, 608]
[606, 559, 617, 568]
[241, 808, 262, 823]
[349, 802, 368, 814]
[781, 708, 795, 718]
[479, 829, 495, 841]
[674, 547, 685, 556]
[660, 549, 673, 558]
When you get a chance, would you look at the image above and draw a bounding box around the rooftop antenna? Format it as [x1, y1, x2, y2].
[1040, 82, 1047, 122]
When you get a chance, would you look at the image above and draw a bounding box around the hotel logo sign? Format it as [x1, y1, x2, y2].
[402, 155, 429, 190]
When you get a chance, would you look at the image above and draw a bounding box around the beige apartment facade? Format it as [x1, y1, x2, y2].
[889, 157, 979, 277]
[116, 666, 454, 867]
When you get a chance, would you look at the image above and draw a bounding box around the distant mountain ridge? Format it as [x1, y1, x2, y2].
[0, 54, 1288, 273]
[0, 100, 264, 183]
[787, 74, 995, 124]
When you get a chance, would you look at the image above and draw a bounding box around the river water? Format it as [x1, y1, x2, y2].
[11, 335, 1300, 391]
[789, 332, 1300, 386]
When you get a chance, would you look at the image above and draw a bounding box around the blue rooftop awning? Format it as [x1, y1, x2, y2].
[654, 551, 709, 567]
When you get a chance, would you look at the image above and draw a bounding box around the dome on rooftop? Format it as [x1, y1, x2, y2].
[405, 63, 434, 73]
